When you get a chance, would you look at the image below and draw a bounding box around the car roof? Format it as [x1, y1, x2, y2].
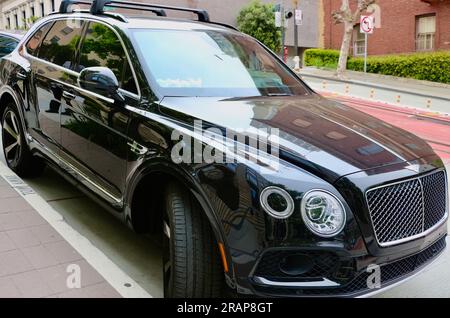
[0, 31, 24, 40]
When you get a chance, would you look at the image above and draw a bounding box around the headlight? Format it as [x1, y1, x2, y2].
[301, 190, 346, 237]
[260, 186, 295, 219]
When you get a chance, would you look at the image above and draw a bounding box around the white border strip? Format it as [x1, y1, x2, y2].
[0, 161, 152, 298]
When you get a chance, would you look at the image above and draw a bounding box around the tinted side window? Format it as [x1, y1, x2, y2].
[0, 36, 19, 57]
[26, 22, 53, 56]
[79, 22, 137, 94]
[38, 20, 84, 69]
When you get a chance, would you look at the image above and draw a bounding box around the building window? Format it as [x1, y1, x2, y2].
[353, 24, 366, 56]
[51, 0, 55, 12]
[416, 15, 436, 51]
[7, 17, 11, 29]
[22, 10, 26, 22]
[14, 14, 18, 29]
[31, 6, 35, 17]
[40, 2, 45, 17]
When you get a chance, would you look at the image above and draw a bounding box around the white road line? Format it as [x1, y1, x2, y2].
[0, 161, 152, 298]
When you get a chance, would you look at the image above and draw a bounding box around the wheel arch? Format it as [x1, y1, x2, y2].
[126, 160, 227, 243]
[0, 87, 28, 139]
[125, 159, 234, 280]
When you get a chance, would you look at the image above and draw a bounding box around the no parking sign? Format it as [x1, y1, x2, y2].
[360, 15, 375, 34]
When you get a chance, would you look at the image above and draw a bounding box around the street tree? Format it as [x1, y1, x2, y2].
[237, 0, 282, 52]
[332, 0, 375, 77]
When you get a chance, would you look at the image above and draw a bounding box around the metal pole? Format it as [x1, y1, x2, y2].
[281, 1, 286, 61]
[364, 32, 368, 73]
[293, 0, 298, 57]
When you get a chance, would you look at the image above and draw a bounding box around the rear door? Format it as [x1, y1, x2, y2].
[28, 19, 85, 154]
[60, 21, 140, 206]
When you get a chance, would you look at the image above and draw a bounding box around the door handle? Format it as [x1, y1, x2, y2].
[16, 72, 28, 80]
[62, 91, 76, 100]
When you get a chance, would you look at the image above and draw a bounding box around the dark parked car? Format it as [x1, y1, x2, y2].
[0, 0, 447, 298]
[0, 31, 23, 58]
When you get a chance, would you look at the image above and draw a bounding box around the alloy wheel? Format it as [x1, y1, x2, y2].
[2, 110, 22, 167]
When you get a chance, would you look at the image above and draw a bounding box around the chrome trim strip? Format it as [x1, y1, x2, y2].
[53, 78, 115, 104]
[365, 169, 448, 247]
[253, 276, 341, 288]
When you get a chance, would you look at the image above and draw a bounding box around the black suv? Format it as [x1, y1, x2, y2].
[0, 0, 447, 298]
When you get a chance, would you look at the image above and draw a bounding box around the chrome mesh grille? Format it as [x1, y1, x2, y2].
[366, 170, 447, 246]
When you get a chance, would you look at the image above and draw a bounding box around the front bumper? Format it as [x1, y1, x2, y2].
[248, 235, 446, 297]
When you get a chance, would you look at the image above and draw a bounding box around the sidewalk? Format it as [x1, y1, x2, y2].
[0, 168, 121, 298]
[300, 67, 450, 100]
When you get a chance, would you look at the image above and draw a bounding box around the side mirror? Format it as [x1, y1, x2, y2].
[78, 67, 125, 103]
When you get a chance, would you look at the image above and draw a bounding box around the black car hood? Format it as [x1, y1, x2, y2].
[159, 95, 437, 182]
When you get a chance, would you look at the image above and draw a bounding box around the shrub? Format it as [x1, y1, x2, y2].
[304, 49, 341, 69]
[304, 49, 450, 84]
[237, 0, 282, 52]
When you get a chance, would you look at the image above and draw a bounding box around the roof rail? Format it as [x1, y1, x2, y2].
[59, 0, 92, 13]
[91, 0, 209, 22]
[59, 0, 166, 17]
[59, 0, 211, 23]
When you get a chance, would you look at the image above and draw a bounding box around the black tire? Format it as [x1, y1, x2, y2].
[163, 182, 224, 298]
[1, 103, 45, 178]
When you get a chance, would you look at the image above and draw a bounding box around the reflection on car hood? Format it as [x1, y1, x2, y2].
[159, 95, 437, 182]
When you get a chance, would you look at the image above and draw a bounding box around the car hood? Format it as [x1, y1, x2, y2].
[159, 95, 437, 182]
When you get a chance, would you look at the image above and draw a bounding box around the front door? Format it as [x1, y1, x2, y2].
[60, 21, 140, 206]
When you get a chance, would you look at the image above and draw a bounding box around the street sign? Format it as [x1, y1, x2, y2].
[359, 16, 375, 74]
[360, 15, 374, 34]
[275, 11, 282, 27]
[295, 9, 303, 26]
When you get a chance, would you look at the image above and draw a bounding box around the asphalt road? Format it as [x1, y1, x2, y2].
[0, 94, 449, 298]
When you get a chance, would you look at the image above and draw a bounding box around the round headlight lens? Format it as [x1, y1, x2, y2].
[260, 187, 294, 219]
[301, 190, 346, 237]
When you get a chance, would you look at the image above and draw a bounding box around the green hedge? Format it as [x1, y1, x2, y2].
[304, 49, 450, 84]
[304, 49, 341, 69]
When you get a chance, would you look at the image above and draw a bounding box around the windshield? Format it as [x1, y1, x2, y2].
[131, 29, 310, 97]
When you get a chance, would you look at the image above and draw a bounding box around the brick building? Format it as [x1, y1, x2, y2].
[323, 0, 450, 56]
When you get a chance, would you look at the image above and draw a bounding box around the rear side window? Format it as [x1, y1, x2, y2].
[38, 20, 84, 69]
[79, 22, 138, 94]
[26, 22, 52, 56]
[0, 36, 19, 57]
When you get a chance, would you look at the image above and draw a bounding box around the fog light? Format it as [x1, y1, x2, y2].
[279, 254, 314, 276]
[260, 187, 294, 219]
[301, 190, 346, 237]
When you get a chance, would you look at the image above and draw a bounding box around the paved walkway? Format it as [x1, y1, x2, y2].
[300, 67, 450, 100]
[300, 67, 450, 115]
[0, 168, 121, 298]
